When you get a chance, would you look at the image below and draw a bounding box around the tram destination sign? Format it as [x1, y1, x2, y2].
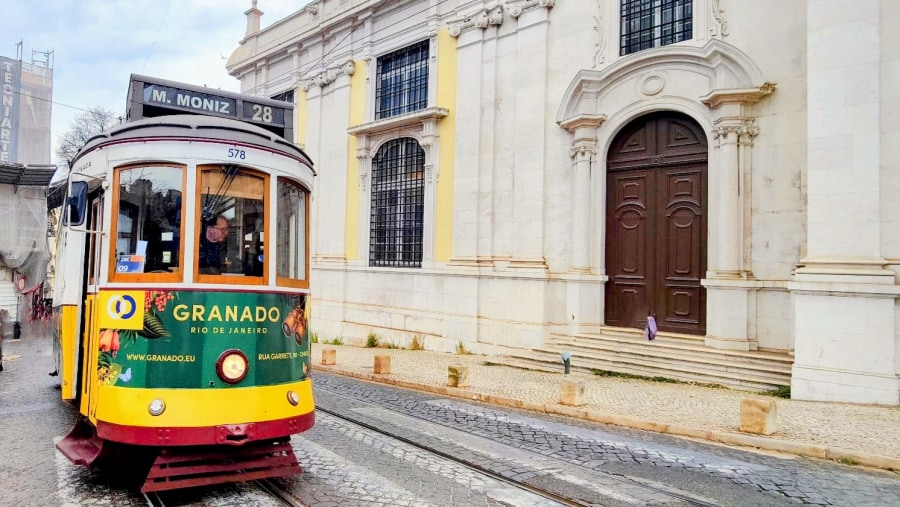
[127, 74, 293, 140]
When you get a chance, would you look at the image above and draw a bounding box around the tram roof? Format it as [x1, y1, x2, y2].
[71, 114, 314, 170]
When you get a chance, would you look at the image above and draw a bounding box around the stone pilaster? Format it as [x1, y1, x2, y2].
[560, 113, 604, 334]
[700, 86, 772, 351]
[569, 142, 596, 273]
[789, 0, 899, 405]
[560, 114, 604, 274]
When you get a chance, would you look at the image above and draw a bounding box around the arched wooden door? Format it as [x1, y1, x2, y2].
[604, 112, 707, 335]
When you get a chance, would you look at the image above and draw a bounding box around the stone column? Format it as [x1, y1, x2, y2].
[712, 125, 742, 277]
[560, 115, 604, 334]
[700, 90, 772, 351]
[789, 0, 899, 405]
[560, 116, 604, 273]
[569, 144, 594, 272]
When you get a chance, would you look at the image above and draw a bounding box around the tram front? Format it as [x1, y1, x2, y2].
[53, 77, 316, 492]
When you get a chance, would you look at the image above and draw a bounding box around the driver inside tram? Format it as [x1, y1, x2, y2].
[199, 215, 229, 274]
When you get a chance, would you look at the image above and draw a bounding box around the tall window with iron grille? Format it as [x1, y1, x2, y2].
[375, 40, 429, 120]
[369, 138, 425, 268]
[620, 0, 693, 56]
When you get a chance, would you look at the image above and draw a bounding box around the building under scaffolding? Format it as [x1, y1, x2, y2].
[0, 47, 55, 329]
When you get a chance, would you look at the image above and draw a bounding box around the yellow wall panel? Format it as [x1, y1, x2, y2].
[345, 59, 366, 260]
[435, 29, 458, 262]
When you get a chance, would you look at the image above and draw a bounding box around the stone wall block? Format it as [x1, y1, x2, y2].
[322, 348, 336, 365]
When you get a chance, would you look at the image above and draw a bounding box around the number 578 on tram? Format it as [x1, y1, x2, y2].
[52, 75, 316, 493]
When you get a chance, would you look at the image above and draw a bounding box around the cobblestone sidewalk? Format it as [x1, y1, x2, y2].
[310, 343, 900, 471]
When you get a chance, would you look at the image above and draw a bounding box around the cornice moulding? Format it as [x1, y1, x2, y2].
[228, 0, 391, 75]
[700, 83, 776, 108]
[348, 107, 450, 137]
[558, 113, 606, 132]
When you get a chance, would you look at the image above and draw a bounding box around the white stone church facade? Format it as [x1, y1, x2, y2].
[228, 0, 900, 405]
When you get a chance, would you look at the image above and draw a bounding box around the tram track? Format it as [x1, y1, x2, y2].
[143, 478, 309, 507]
[254, 478, 310, 507]
[316, 383, 722, 507]
[143, 381, 721, 506]
[316, 403, 591, 507]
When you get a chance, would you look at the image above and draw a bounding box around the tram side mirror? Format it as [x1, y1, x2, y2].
[65, 181, 88, 226]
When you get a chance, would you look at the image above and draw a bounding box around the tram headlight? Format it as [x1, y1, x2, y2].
[148, 398, 166, 416]
[216, 349, 249, 384]
[287, 390, 300, 406]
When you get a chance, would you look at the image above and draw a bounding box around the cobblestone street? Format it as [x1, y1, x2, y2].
[2, 335, 899, 506]
[310, 343, 900, 469]
[0, 335, 76, 507]
[313, 372, 900, 506]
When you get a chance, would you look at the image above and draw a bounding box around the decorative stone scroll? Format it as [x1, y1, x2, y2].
[299, 60, 355, 91]
[448, 8, 501, 37]
[448, 0, 556, 37]
[507, 0, 556, 19]
[592, 0, 606, 67]
[710, 0, 728, 37]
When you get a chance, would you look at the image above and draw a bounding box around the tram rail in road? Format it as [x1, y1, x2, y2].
[315, 384, 724, 507]
[144, 386, 722, 506]
[143, 477, 310, 507]
[316, 404, 592, 507]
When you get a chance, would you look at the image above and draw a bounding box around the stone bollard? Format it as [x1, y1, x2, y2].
[447, 364, 470, 388]
[321, 348, 336, 366]
[559, 378, 586, 406]
[739, 398, 778, 435]
[374, 354, 391, 374]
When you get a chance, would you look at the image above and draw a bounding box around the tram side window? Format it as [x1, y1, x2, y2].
[198, 166, 266, 278]
[276, 179, 308, 285]
[114, 166, 183, 275]
[86, 200, 103, 285]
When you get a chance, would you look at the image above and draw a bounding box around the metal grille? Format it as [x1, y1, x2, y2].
[270, 90, 294, 103]
[370, 138, 424, 267]
[375, 41, 429, 120]
[620, 0, 692, 56]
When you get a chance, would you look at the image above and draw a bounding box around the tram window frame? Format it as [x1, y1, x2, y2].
[195, 165, 270, 285]
[275, 178, 309, 289]
[86, 199, 104, 287]
[108, 163, 187, 283]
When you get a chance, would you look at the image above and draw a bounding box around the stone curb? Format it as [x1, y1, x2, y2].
[312, 364, 900, 472]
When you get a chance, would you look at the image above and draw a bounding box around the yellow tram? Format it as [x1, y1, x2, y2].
[53, 75, 316, 492]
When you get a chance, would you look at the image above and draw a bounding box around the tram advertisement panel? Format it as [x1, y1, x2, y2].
[96, 290, 310, 389]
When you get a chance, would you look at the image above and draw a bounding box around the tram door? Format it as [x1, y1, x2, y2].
[77, 197, 105, 420]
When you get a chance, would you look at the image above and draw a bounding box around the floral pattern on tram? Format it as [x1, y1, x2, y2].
[96, 290, 310, 388]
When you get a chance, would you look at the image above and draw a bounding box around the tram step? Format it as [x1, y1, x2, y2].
[141, 440, 301, 493]
[56, 418, 105, 466]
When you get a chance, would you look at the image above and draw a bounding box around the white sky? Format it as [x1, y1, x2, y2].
[3, 1, 311, 165]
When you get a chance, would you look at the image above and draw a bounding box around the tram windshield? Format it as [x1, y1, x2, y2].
[112, 165, 184, 278]
[107, 162, 308, 286]
[198, 165, 267, 279]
